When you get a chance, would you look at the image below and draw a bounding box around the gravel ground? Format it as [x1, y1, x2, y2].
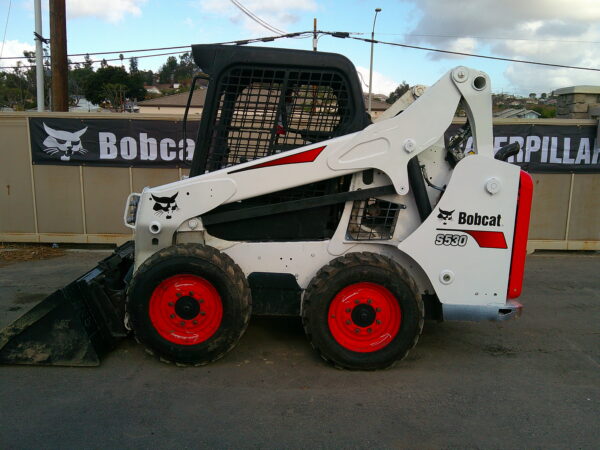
[0, 250, 598, 449]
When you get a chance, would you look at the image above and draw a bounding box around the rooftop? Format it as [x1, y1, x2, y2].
[138, 88, 207, 107]
[494, 108, 541, 119]
[554, 85, 600, 96]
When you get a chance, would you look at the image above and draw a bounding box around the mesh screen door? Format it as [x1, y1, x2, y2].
[205, 66, 353, 171]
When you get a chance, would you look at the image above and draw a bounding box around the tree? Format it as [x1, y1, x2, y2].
[0, 71, 29, 109]
[0, 50, 40, 110]
[23, 50, 36, 65]
[138, 69, 154, 86]
[386, 81, 410, 104]
[529, 92, 536, 99]
[174, 52, 196, 83]
[83, 66, 146, 105]
[158, 56, 178, 84]
[129, 56, 139, 74]
[83, 53, 93, 69]
[69, 66, 94, 105]
[102, 83, 127, 111]
[531, 105, 556, 118]
[541, 92, 547, 99]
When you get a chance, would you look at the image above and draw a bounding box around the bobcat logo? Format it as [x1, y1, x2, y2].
[151, 193, 179, 219]
[437, 208, 454, 225]
[42, 123, 88, 161]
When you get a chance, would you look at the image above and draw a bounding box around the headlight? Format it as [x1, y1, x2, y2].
[124, 193, 141, 228]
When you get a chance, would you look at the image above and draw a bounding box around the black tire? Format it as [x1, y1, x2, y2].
[127, 243, 251, 365]
[302, 252, 423, 370]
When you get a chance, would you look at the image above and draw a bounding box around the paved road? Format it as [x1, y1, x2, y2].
[1, 251, 598, 449]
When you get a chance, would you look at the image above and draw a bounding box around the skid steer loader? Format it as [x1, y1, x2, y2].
[0, 44, 532, 370]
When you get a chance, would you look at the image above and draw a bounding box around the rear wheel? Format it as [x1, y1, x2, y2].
[127, 244, 251, 365]
[302, 252, 423, 370]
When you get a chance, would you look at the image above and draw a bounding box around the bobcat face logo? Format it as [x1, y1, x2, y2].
[437, 208, 454, 225]
[42, 123, 88, 161]
[151, 193, 179, 219]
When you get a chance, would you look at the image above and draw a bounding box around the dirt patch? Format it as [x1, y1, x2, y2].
[15, 293, 48, 304]
[483, 344, 517, 357]
[0, 243, 65, 266]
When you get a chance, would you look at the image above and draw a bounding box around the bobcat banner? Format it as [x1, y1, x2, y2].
[29, 117, 599, 172]
[29, 117, 199, 168]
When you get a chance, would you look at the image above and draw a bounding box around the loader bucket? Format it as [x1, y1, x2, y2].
[0, 241, 134, 366]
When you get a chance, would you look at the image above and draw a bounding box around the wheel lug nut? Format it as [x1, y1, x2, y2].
[176, 292, 182, 297]
[376, 307, 381, 312]
[354, 299, 360, 304]
[376, 319, 381, 324]
[345, 320, 351, 324]
[189, 291, 194, 296]
[345, 308, 351, 313]
[180, 321, 185, 326]
[193, 320, 198, 325]
[168, 302, 174, 306]
[330, 314, 335, 319]
[200, 311, 206, 316]
[170, 314, 175, 318]
[367, 328, 372, 333]
[198, 299, 204, 303]
[354, 328, 360, 333]
[367, 299, 372, 304]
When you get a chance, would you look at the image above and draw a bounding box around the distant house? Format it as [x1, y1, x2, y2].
[22, 97, 101, 113]
[494, 108, 541, 119]
[144, 85, 161, 95]
[137, 88, 207, 115]
[363, 94, 391, 120]
[138, 88, 391, 119]
[144, 82, 196, 95]
[70, 98, 102, 113]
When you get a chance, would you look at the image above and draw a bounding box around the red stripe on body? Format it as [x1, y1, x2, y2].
[441, 228, 508, 249]
[229, 146, 326, 174]
[507, 171, 534, 299]
[462, 230, 508, 249]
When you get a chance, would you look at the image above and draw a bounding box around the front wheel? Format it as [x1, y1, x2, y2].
[127, 244, 251, 365]
[302, 252, 423, 370]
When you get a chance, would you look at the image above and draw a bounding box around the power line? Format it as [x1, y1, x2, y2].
[0, 50, 188, 69]
[0, 0, 12, 60]
[2, 30, 598, 73]
[0, 32, 311, 60]
[0, 31, 311, 61]
[0, 44, 189, 59]
[229, 0, 286, 35]
[0, 32, 312, 70]
[328, 32, 600, 72]
[2, 29, 599, 61]
[406, 33, 600, 45]
[347, 32, 600, 45]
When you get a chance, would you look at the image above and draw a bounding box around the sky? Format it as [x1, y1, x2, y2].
[1, 0, 599, 97]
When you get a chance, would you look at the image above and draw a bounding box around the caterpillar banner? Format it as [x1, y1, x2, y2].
[29, 117, 599, 173]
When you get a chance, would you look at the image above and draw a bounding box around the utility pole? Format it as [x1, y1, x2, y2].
[34, 0, 44, 111]
[368, 8, 381, 115]
[313, 18, 317, 51]
[49, 0, 68, 111]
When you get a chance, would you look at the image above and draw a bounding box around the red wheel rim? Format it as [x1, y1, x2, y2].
[149, 274, 223, 345]
[328, 282, 401, 353]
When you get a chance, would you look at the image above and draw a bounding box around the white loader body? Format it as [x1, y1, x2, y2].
[122, 50, 533, 368]
[127, 66, 525, 321]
